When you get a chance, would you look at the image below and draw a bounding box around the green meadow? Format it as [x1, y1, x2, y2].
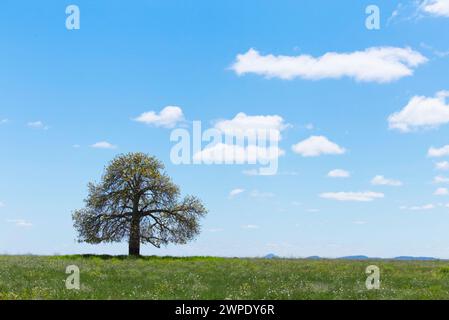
[1, 255, 449, 300]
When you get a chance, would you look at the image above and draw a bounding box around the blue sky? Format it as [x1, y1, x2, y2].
[1, 0, 449, 258]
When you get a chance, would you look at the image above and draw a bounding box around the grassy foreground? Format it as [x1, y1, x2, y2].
[1, 255, 449, 300]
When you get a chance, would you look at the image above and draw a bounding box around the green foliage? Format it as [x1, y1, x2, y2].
[2, 256, 449, 300]
[72, 153, 207, 254]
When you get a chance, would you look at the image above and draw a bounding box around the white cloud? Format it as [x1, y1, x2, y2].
[27, 121, 48, 130]
[194, 143, 284, 163]
[436, 161, 449, 170]
[7, 219, 32, 227]
[388, 2, 421, 24]
[241, 224, 260, 230]
[400, 204, 436, 211]
[231, 47, 427, 83]
[292, 136, 345, 157]
[320, 191, 384, 202]
[421, 0, 449, 17]
[390, 1, 449, 23]
[229, 188, 245, 198]
[134, 106, 184, 128]
[389, 8, 400, 21]
[90, 141, 117, 149]
[305, 123, 314, 130]
[371, 175, 403, 186]
[435, 187, 449, 196]
[193, 113, 287, 167]
[0, 202, 4, 208]
[0, 119, 8, 124]
[434, 176, 449, 183]
[353, 221, 368, 225]
[388, 91, 449, 132]
[420, 42, 449, 58]
[214, 112, 287, 141]
[327, 169, 350, 178]
[428, 145, 449, 157]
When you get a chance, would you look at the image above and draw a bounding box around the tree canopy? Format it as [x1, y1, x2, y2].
[73, 153, 207, 256]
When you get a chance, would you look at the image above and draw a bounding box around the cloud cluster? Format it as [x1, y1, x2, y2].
[327, 169, 350, 178]
[231, 47, 427, 83]
[320, 191, 384, 202]
[388, 91, 449, 132]
[27, 121, 48, 130]
[214, 112, 287, 141]
[371, 175, 403, 186]
[421, 0, 449, 17]
[434, 175, 449, 183]
[193, 143, 284, 163]
[194, 113, 287, 165]
[428, 145, 449, 157]
[90, 141, 117, 149]
[134, 106, 184, 128]
[435, 187, 449, 195]
[436, 161, 449, 170]
[292, 136, 345, 157]
[229, 188, 245, 198]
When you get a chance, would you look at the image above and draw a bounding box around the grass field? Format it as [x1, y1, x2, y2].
[1, 255, 449, 300]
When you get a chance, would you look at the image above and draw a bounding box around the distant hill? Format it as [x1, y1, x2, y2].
[339, 255, 375, 260]
[393, 256, 438, 261]
[263, 253, 280, 259]
[266, 254, 441, 261]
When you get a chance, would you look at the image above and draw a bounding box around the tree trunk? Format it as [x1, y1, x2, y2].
[129, 215, 141, 256]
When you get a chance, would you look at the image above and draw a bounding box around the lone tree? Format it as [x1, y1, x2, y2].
[73, 153, 207, 256]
